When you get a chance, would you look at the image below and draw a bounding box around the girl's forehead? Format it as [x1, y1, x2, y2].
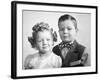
[38, 30, 50, 34]
[37, 30, 52, 38]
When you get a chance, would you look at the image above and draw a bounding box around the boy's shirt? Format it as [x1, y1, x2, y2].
[53, 40, 88, 67]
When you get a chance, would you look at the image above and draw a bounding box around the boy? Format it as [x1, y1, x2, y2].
[53, 14, 89, 67]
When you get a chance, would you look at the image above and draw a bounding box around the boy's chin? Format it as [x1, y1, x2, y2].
[62, 39, 74, 43]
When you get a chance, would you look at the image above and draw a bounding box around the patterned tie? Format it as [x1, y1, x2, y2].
[59, 41, 74, 59]
[61, 48, 68, 59]
[59, 41, 74, 50]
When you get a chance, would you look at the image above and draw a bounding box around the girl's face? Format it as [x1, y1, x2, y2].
[36, 30, 53, 54]
[59, 20, 77, 42]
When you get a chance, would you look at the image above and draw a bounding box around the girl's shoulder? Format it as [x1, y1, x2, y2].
[24, 53, 39, 69]
[50, 52, 62, 67]
[51, 52, 61, 60]
[25, 53, 39, 63]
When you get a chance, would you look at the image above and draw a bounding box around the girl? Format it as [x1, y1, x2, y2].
[24, 22, 62, 69]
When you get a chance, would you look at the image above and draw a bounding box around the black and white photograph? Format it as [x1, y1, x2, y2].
[11, 1, 98, 79]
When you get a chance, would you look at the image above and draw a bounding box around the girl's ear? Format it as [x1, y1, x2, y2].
[52, 41, 54, 46]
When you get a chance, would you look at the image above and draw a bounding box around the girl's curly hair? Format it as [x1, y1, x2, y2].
[28, 22, 57, 48]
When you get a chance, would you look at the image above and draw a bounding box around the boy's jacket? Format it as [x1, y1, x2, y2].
[53, 40, 86, 67]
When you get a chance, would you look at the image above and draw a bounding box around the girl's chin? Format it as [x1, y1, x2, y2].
[40, 49, 51, 53]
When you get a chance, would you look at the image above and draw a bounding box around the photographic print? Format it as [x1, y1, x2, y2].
[11, 1, 98, 79]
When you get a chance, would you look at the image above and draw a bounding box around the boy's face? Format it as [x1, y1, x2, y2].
[59, 20, 77, 42]
[36, 30, 53, 53]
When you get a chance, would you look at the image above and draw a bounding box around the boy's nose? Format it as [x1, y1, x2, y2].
[63, 28, 68, 34]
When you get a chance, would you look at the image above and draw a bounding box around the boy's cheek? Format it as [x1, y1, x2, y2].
[59, 32, 63, 37]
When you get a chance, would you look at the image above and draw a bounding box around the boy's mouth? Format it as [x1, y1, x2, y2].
[63, 35, 69, 38]
[42, 46, 48, 49]
[63, 36, 71, 41]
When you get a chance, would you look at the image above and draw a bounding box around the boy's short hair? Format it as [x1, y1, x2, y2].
[28, 22, 57, 48]
[58, 14, 78, 30]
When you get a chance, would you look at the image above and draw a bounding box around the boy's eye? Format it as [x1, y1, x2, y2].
[59, 27, 72, 31]
[59, 28, 64, 31]
[47, 39, 50, 41]
[67, 27, 72, 30]
[37, 40, 42, 42]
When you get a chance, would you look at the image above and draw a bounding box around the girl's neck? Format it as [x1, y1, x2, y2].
[39, 51, 52, 57]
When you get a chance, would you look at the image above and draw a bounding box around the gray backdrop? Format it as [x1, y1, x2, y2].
[22, 10, 91, 68]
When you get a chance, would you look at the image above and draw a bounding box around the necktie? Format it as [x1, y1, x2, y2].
[59, 41, 74, 59]
[59, 41, 74, 50]
[61, 48, 68, 59]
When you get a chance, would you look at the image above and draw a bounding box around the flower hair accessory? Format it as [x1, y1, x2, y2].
[32, 22, 50, 32]
[53, 31, 57, 42]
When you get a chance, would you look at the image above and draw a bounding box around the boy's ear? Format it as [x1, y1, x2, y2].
[76, 28, 78, 32]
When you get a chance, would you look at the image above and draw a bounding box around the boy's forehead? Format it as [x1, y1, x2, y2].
[58, 20, 75, 28]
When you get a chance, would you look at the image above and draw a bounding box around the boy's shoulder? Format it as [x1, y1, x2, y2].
[53, 44, 59, 49]
[53, 43, 61, 56]
[75, 41, 86, 52]
[53, 43, 61, 51]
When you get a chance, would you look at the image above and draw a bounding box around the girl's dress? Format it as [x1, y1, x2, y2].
[24, 52, 62, 69]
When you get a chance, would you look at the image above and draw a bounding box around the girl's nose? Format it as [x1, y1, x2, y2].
[43, 39, 47, 45]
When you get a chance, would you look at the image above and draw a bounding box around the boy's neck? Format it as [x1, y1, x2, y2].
[62, 40, 75, 44]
